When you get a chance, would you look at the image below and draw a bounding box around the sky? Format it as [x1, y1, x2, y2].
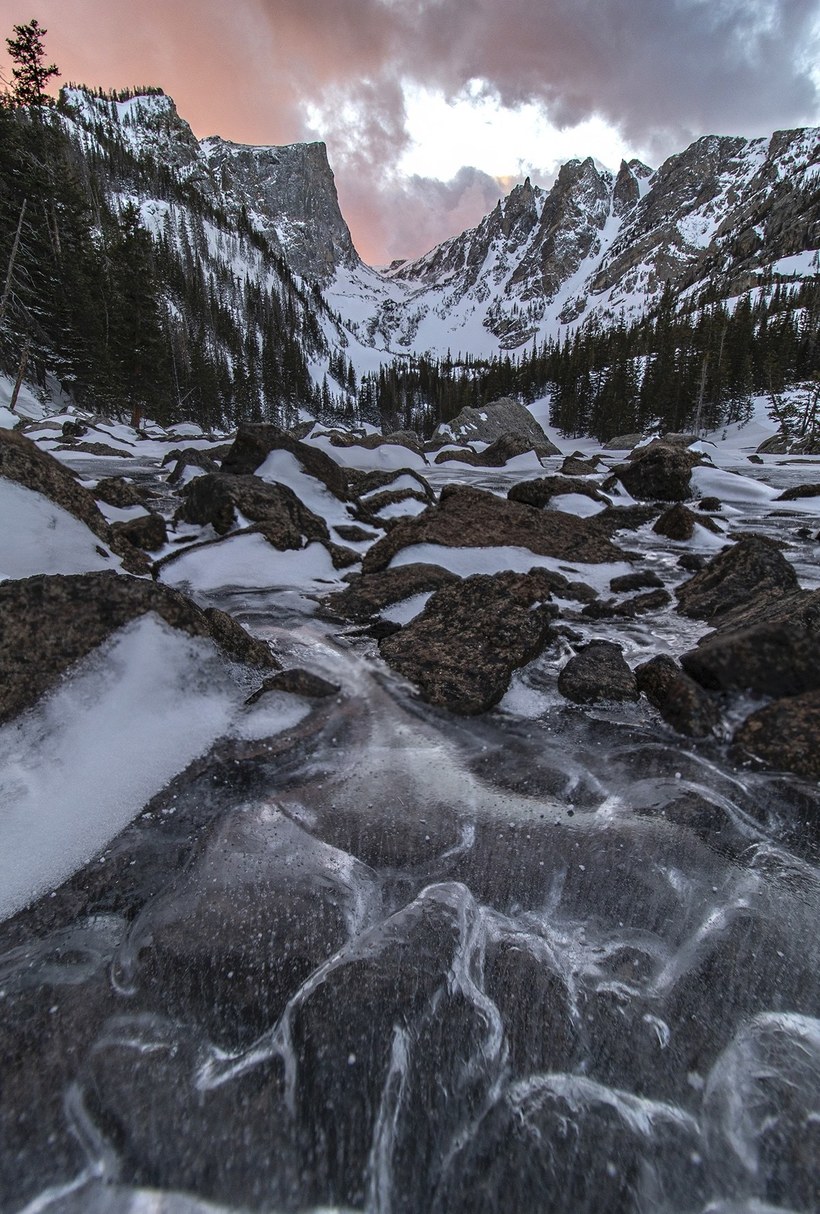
[3, 0, 820, 265]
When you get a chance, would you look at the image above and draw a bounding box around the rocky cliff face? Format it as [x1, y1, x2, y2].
[330, 126, 818, 357]
[61, 89, 358, 282]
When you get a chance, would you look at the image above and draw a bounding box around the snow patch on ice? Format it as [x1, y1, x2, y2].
[0, 480, 122, 580]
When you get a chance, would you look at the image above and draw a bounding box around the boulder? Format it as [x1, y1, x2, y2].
[508, 476, 609, 508]
[164, 446, 227, 485]
[0, 428, 146, 573]
[613, 442, 702, 501]
[61, 419, 88, 439]
[733, 690, 820, 780]
[93, 476, 147, 508]
[610, 571, 664, 593]
[676, 536, 799, 621]
[362, 484, 629, 574]
[557, 640, 639, 704]
[653, 504, 698, 540]
[635, 654, 721, 737]
[756, 433, 789, 455]
[558, 454, 600, 476]
[220, 423, 351, 499]
[777, 482, 820, 501]
[603, 432, 642, 450]
[379, 572, 558, 714]
[0, 571, 276, 724]
[435, 433, 552, 467]
[681, 588, 820, 698]
[434, 396, 560, 452]
[112, 511, 168, 552]
[593, 504, 659, 534]
[177, 473, 331, 551]
[698, 496, 721, 512]
[323, 563, 461, 623]
[55, 441, 133, 457]
[582, 588, 671, 619]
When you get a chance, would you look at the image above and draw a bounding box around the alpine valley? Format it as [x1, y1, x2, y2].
[0, 86, 817, 437]
[2, 75, 820, 1214]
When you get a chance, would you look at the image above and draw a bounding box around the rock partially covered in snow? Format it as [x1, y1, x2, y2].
[0, 571, 276, 724]
[221, 423, 351, 499]
[379, 570, 558, 714]
[0, 429, 149, 574]
[435, 397, 560, 453]
[176, 473, 355, 566]
[323, 563, 460, 623]
[614, 441, 703, 502]
[362, 484, 628, 574]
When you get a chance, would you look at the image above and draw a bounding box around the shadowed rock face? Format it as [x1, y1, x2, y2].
[636, 654, 721, 738]
[733, 690, 820, 780]
[362, 484, 629, 574]
[557, 640, 639, 704]
[0, 572, 276, 724]
[681, 589, 820, 698]
[676, 535, 800, 621]
[177, 473, 332, 549]
[379, 572, 558, 714]
[0, 429, 149, 573]
[613, 443, 702, 502]
[220, 424, 352, 499]
[323, 564, 460, 623]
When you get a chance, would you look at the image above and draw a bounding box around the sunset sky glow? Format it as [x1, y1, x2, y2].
[3, 0, 819, 264]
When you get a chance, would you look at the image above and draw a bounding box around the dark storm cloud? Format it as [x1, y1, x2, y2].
[7, 0, 819, 260]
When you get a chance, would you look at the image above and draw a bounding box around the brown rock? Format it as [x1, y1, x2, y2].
[681, 588, 820, 698]
[557, 640, 638, 704]
[676, 535, 800, 621]
[112, 512, 168, 552]
[93, 477, 147, 508]
[245, 669, 340, 703]
[732, 690, 820, 780]
[177, 473, 331, 550]
[379, 572, 557, 714]
[0, 572, 277, 724]
[323, 563, 461, 623]
[362, 484, 629, 574]
[220, 423, 351, 499]
[635, 654, 721, 737]
[613, 441, 702, 501]
[508, 476, 608, 508]
[653, 504, 697, 540]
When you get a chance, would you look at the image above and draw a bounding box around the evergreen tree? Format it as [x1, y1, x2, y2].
[5, 19, 58, 110]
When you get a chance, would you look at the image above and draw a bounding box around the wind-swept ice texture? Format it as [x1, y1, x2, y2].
[0, 617, 240, 920]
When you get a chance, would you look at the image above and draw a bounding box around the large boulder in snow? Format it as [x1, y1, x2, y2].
[508, 475, 609, 508]
[676, 535, 799, 621]
[178, 473, 333, 551]
[323, 563, 460, 623]
[434, 433, 554, 467]
[613, 441, 702, 501]
[434, 396, 560, 453]
[220, 423, 351, 499]
[0, 428, 148, 573]
[362, 484, 628, 574]
[379, 571, 558, 714]
[0, 571, 276, 725]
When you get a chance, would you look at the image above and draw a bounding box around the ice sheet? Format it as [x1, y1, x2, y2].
[159, 534, 343, 592]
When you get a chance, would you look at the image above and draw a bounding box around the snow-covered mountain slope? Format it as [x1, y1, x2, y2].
[325, 129, 819, 358]
[61, 88, 358, 283]
[57, 87, 818, 372]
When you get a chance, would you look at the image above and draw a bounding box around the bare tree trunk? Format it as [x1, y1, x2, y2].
[9, 336, 32, 414]
[0, 198, 28, 327]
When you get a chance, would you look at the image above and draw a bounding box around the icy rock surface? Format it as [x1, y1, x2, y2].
[2, 422, 820, 1214]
